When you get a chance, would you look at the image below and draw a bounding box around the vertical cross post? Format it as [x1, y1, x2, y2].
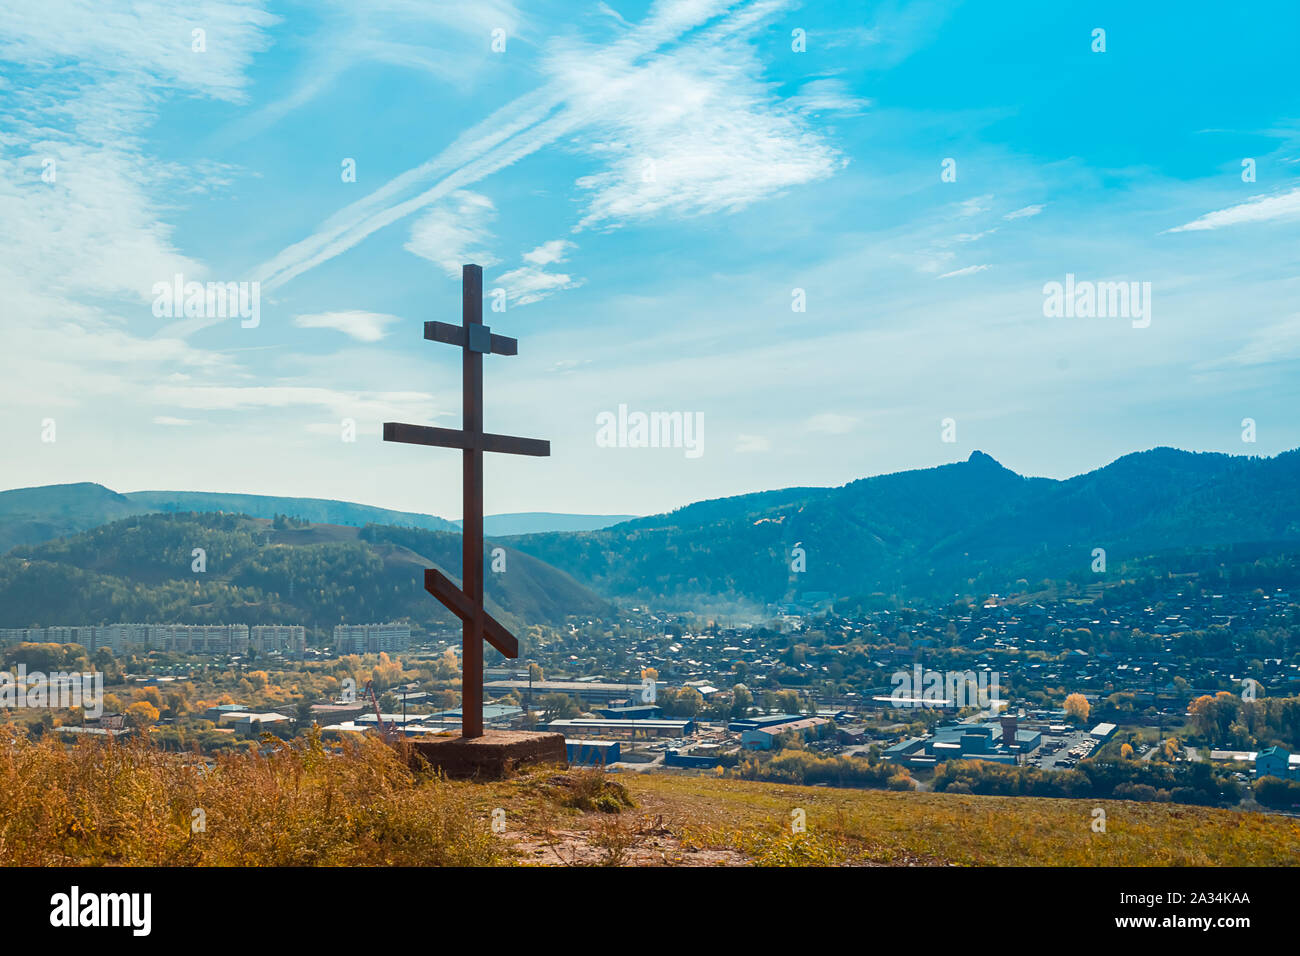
[383, 263, 549, 741]
[461, 265, 485, 739]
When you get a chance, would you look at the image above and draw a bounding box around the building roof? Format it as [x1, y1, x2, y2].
[1209, 750, 1257, 761]
[599, 705, 662, 715]
[744, 717, 830, 737]
[430, 704, 522, 720]
[884, 736, 923, 755]
[485, 680, 642, 693]
[547, 718, 693, 731]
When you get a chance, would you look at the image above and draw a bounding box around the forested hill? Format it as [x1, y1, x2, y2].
[0, 512, 610, 638]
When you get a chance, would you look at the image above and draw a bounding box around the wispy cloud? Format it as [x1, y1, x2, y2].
[496, 240, 581, 306]
[955, 194, 993, 217]
[250, 0, 843, 294]
[212, 1, 524, 146]
[937, 264, 990, 279]
[1196, 312, 1300, 369]
[523, 239, 574, 266]
[0, 0, 275, 425]
[0, 1, 275, 104]
[293, 311, 403, 343]
[404, 190, 501, 277]
[1166, 186, 1300, 233]
[564, 15, 846, 229]
[789, 77, 873, 115]
[1003, 204, 1043, 220]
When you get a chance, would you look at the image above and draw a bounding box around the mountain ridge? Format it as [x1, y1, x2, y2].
[4, 445, 1296, 614]
[500, 445, 1300, 610]
[0, 484, 636, 554]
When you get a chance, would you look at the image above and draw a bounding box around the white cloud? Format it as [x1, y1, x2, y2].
[495, 240, 581, 306]
[1196, 312, 1300, 369]
[734, 433, 771, 453]
[1166, 186, 1300, 233]
[152, 416, 195, 426]
[211, 2, 524, 146]
[788, 77, 873, 115]
[955, 194, 993, 217]
[1003, 204, 1044, 220]
[0, 1, 275, 429]
[0, 1, 275, 104]
[252, 0, 846, 287]
[293, 311, 403, 343]
[937, 264, 990, 279]
[563, 27, 846, 229]
[523, 239, 575, 266]
[404, 191, 500, 277]
[595, 1, 631, 27]
[495, 266, 581, 306]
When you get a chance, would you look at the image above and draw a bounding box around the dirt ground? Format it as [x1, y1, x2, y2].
[503, 816, 751, 866]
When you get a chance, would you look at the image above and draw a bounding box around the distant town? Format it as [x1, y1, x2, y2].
[3, 575, 1298, 810]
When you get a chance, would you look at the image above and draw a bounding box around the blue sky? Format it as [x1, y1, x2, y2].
[2, 0, 1298, 518]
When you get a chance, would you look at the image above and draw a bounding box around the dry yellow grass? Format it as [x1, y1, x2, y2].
[2, 728, 1295, 866]
[623, 773, 1300, 866]
[0, 727, 501, 866]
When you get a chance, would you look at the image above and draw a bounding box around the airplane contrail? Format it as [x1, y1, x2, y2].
[250, 0, 749, 293]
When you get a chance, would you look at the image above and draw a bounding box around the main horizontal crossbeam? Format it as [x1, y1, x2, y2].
[425, 568, 519, 658]
[383, 422, 550, 457]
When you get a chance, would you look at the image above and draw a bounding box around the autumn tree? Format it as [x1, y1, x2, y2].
[1064, 693, 1091, 722]
[125, 700, 160, 728]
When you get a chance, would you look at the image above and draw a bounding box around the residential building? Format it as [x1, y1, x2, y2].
[333, 623, 410, 654]
[1255, 746, 1299, 781]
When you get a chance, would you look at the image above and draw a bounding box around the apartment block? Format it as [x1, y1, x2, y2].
[333, 623, 411, 654]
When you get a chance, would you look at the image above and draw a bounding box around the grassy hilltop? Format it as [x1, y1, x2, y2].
[3, 728, 1295, 867]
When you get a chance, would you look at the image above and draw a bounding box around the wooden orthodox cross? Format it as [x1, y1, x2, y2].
[383, 264, 549, 738]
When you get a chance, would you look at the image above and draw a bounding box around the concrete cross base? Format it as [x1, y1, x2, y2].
[409, 730, 568, 780]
